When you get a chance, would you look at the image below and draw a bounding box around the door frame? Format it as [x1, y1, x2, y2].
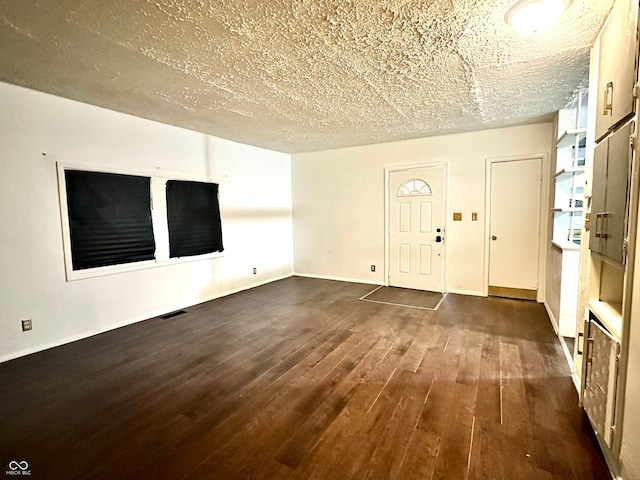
[484, 153, 549, 301]
[384, 162, 449, 290]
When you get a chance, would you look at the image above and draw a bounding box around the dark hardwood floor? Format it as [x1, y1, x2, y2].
[0, 277, 610, 479]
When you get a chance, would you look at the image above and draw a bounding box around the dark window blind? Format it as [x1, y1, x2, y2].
[166, 180, 223, 258]
[65, 170, 156, 270]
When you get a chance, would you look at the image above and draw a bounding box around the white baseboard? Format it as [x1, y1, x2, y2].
[208, 273, 294, 299]
[293, 272, 384, 286]
[572, 371, 581, 394]
[558, 335, 574, 368]
[543, 300, 560, 335]
[0, 273, 293, 364]
[445, 288, 485, 297]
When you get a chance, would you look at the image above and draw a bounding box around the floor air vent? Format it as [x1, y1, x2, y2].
[160, 310, 187, 319]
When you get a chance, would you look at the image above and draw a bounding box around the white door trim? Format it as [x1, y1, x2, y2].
[483, 153, 549, 301]
[385, 162, 449, 290]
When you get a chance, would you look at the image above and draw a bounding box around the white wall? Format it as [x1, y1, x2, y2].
[0, 82, 293, 362]
[292, 123, 553, 295]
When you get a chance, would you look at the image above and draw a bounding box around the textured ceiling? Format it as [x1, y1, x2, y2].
[0, 0, 614, 153]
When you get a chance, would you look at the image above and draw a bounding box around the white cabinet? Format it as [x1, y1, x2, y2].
[579, 0, 640, 470]
[595, 0, 638, 141]
[590, 122, 635, 264]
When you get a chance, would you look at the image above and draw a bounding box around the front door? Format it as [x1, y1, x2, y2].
[388, 166, 445, 292]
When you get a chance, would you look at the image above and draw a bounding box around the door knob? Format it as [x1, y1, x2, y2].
[436, 235, 442, 243]
[492, 235, 497, 240]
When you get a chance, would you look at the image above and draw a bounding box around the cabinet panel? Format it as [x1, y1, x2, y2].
[584, 315, 620, 447]
[590, 139, 608, 254]
[595, 0, 639, 140]
[589, 123, 634, 264]
[604, 123, 633, 263]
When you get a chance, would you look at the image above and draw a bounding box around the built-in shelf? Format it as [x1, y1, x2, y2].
[588, 299, 623, 340]
[556, 128, 588, 148]
[552, 207, 583, 213]
[551, 92, 588, 345]
[591, 250, 627, 270]
[554, 167, 586, 181]
[552, 240, 581, 251]
[553, 121, 585, 248]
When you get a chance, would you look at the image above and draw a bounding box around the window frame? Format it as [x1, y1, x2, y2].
[57, 162, 225, 281]
[397, 178, 433, 197]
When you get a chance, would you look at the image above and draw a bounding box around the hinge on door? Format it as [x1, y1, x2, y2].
[623, 238, 629, 263]
[631, 134, 636, 150]
[634, 83, 640, 99]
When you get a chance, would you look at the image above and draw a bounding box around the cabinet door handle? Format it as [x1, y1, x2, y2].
[595, 213, 602, 238]
[601, 212, 609, 239]
[586, 337, 594, 363]
[586, 337, 595, 382]
[603, 81, 613, 115]
[577, 332, 584, 355]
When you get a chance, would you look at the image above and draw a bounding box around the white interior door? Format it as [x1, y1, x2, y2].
[388, 166, 445, 292]
[489, 158, 541, 295]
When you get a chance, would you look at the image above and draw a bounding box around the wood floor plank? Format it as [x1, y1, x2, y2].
[158, 329, 361, 478]
[363, 370, 428, 480]
[275, 334, 380, 469]
[0, 277, 610, 480]
[304, 432, 377, 480]
[498, 341, 538, 480]
[467, 336, 503, 479]
[431, 339, 482, 480]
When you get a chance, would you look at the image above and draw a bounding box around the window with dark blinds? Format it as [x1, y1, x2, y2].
[166, 180, 223, 258]
[64, 170, 156, 270]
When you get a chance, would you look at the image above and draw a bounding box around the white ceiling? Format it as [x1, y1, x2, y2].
[0, 0, 613, 153]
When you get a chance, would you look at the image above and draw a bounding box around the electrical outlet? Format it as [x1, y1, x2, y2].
[371, 265, 376, 272]
[21, 319, 32, 332]
[253, 267, 257, 275]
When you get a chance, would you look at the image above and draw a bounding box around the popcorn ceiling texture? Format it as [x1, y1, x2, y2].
[0, 0, 614, 153]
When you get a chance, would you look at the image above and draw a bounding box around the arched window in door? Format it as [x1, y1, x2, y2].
[398, 178, 432, 196]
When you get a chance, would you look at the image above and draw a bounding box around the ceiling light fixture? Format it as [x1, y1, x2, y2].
[505, 0, 571, 35]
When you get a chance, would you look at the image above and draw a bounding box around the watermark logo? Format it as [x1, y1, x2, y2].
[5, 461, 30, 476]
